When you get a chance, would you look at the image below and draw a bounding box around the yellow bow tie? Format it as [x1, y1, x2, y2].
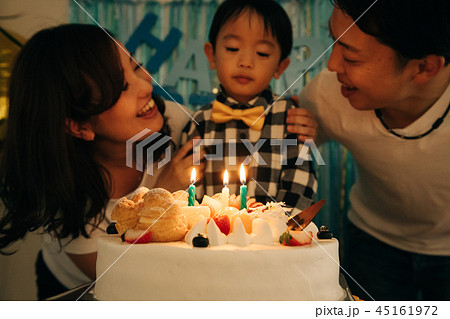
[211, 100, 265, 131]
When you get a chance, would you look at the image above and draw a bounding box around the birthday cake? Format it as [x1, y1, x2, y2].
[94, 187, 346, 301]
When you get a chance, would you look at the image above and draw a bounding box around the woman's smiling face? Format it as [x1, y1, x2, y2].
[88, 45, 164, 144]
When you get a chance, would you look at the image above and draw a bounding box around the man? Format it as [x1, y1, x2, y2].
[290, 0, 450, 300]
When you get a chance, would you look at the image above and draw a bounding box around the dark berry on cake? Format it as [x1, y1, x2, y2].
[317, 226, 333, 239]
[193, 233, 209, 247]
[107, 222, 118, 234]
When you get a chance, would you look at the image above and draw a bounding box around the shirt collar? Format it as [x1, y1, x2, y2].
[391, 81, 450, 136]
[216, 85, 274, 110]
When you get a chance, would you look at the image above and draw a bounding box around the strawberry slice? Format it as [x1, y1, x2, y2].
[121, 229, 152, 244]
[279, 230, 312, 246]
[210, 214, 231, 235]
[280, 231, 297, 246]
[247, 201, 265, 213]
[290, 230, 313, 245]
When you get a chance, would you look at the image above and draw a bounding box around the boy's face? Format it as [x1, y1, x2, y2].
[205, 10, 290, 104]
[327, 8, 419, 111]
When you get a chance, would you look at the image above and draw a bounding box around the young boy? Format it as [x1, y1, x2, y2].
[183, 0, 317, 214]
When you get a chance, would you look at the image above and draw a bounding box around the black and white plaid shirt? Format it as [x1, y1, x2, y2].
[182, 86, 317, 214]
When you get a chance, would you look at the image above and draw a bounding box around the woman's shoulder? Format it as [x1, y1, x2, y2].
[163, 100, 194, 146]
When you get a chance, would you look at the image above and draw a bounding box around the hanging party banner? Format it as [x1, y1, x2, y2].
[70, 0, 332, 107]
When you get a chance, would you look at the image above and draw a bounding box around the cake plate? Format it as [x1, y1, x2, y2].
[46, 274, 354, 301]
[45, 282, 96, 301]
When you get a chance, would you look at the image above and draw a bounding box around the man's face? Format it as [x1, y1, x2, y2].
[327, 7, 417, 111]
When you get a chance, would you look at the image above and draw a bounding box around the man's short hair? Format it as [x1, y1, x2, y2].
[331, 0, 450, 65]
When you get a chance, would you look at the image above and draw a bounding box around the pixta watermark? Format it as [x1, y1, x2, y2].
[126, 130, 325, 176]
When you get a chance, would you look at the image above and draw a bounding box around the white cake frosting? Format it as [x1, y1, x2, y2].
[101, 188, 345, 301]
[95, 231, 346, 301]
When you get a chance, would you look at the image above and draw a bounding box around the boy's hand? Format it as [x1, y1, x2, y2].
[154, 137, 205, 192]
[287, 96, 318, 142]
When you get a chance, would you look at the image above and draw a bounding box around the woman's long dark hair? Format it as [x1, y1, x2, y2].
[0, 24, 131, 253]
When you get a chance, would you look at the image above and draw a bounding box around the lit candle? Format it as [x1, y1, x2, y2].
[240, 164, 247, 210]
[221, 170, 229, 209]
[188, 168, 196, 206]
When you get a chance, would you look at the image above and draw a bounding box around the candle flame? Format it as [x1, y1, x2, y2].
[223, 170, 229, 186]
[190, 167, 196, 184]
[240, 164, 246, 184]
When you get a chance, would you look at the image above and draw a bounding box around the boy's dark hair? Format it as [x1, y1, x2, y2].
[208, 0, 293, 62]
[331, 0, 450, 65]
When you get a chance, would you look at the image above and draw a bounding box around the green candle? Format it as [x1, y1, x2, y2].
[188, 168, 196, 206]
[240, 164, 247, 210]
[188, 184, 195, 206]
[240, 184, 247, 210]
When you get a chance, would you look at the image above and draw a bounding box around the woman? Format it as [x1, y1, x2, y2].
[0, 24, 203, 299]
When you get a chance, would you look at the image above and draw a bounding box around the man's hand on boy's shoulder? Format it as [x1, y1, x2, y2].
[286, 96, 318, 142]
